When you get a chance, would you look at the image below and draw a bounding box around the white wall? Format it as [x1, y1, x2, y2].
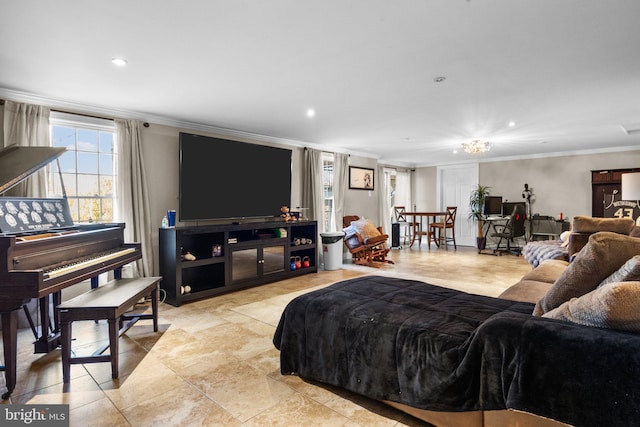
[413, 151, 640, 237]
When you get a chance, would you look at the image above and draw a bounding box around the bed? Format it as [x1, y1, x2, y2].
[273, 275, 640, 427]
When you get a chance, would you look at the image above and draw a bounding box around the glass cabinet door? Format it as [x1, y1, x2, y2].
[231, 248, 258, 282]
[262, 245, 285, 276]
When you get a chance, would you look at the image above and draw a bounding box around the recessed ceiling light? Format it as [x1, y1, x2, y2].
[508, 121, 516, 127]
[111, 58, 128, 67]
[433, 76, 446, 83]
[306, 109, 315, 118]
[453, 149, 458, 154]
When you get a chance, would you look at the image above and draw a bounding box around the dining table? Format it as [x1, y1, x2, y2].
[403, 211, 448, 248]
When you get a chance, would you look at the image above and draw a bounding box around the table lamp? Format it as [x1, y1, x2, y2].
[621, 172, 640, 201]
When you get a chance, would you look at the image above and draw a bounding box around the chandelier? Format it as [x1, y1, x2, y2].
[462, 140, 491, 154]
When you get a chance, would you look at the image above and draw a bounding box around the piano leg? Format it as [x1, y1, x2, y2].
[1, 310, 18, 400]
[34, 293, 62, 354]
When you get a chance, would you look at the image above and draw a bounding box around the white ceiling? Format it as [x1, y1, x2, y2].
[1, 0, 639, 167]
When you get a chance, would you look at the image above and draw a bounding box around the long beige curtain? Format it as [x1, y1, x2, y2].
[115, 119, 153, 277]
[2, 100, 51, 196]
[332, 153, 349, 231]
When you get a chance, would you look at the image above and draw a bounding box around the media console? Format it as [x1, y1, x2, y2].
[159, 220, 317, 306]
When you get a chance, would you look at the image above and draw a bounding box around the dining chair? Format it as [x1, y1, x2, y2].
[429, 206, 457, 250]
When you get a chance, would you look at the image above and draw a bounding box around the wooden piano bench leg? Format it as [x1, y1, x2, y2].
[60, 316, 73, 384]
[108, 318, 119, 379]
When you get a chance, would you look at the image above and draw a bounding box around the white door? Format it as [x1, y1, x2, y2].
[437, 164, 478, 247]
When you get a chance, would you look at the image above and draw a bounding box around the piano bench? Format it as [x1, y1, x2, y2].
[56, 276, 161, 384]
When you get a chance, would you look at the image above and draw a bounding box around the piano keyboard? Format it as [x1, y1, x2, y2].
[44, 247, 138, 279]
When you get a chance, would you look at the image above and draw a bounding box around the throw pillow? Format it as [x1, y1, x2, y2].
[350, 218, 381, 240]
[542, 281, 640, 332]
[630, 226, 640, 238]
[571, 215, 635, 235]
[533, 231, 640, 316]
[598, 255, 640, 288]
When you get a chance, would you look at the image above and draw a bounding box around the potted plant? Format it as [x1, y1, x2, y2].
[468, 184, 491, 251]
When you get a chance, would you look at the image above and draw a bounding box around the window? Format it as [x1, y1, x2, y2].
[48, 113, 117, 223]
[322, 152, 335, 232]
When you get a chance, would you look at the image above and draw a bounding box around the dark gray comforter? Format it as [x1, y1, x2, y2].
[273, 275, 640, 427]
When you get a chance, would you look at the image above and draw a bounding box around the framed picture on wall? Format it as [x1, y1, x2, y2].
[349, 166, 375, 190]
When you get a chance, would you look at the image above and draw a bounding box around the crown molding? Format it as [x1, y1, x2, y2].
[0, 88, 377, 160]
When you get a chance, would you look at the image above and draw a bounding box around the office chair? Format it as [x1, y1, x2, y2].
[491, 204, 526, 255]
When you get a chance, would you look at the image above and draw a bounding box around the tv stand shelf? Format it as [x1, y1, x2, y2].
[159, 220, 317, 306]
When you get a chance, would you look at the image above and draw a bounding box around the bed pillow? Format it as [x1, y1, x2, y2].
[571, 215, 636, 235]
[542, 281, 640, 332]
[597, 255, 640, 288]
[533, 232, 640, 316]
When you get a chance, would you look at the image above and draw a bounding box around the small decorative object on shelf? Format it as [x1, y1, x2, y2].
[303, 256, 310, 268]
[280, 206, 297, 221]
[212, 244, 223, 257]
[161, 215, 169, 229]
[183, 252, 196, 261]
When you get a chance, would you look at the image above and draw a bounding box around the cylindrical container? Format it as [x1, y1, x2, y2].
[167, 210, 177, 227]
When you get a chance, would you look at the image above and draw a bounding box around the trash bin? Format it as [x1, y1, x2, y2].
[320, 231, 345, 270]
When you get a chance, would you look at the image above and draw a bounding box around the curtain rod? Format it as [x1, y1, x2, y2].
[0, 98, 150, 127]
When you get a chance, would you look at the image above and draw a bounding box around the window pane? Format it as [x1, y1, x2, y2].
[67, 198, 79, 222]
[77, 198, 99, 222]
[99, 153, 113, 175]
[52, 126, 76, 149]
[99, 132, 114, 153]
[77, 129, 98, 151]
[99, 176, 114, 197]
[60, 173, 77, 196]
[77, 174, 99, 196]
[57, 151, 76, 173]
[77, 152, 99, 174]
[101, 198, 113, 221]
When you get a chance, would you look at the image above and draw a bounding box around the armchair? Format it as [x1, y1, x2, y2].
[342, 215, 393, 266]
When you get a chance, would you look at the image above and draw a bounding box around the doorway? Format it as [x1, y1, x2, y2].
[437, 164, 478, 247]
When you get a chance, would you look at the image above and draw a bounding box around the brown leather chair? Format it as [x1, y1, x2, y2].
[342, 215, 393, 266]
[429, 206, 457, 249]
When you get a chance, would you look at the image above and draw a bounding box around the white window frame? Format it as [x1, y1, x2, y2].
[48, 112, 117, 223]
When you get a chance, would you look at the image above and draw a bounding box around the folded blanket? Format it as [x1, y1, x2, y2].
[523, 240, 568, 267]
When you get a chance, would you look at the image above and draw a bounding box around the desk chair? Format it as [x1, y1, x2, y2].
[491, 204, 526, 255]
[429, 206, 457, 250]
[393, 206, 418, 246]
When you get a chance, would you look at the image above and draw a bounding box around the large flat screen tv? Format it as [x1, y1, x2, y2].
[179, 132, 292, 221]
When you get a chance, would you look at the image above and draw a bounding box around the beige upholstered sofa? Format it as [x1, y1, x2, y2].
[393, 218, 640, 427]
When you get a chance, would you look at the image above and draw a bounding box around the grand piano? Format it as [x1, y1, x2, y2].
[0, 144, 142, 399]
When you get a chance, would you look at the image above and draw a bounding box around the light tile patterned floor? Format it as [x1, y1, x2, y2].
[1, 245, 532, 426]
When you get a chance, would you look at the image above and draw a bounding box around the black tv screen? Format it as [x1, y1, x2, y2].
[179, 133, 292, 221]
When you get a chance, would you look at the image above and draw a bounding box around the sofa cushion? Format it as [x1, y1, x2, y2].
[498, 279, 554, 304]
[571, 215, 636, 234]
[542, 281, 640, 332]
[598, 255, 640, 288]
[533, 232, 640, 316]
[522, 259, 569, 284]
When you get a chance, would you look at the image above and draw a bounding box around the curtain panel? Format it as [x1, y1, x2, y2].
[115, 119, 153, 277]
[2, 100, 51, 197]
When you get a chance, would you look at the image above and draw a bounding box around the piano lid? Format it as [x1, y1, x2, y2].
[0, 145, 66, 194]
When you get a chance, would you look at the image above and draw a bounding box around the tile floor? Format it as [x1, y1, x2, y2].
[1, 244, 532, 426]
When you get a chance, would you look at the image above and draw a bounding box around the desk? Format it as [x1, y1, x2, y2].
[403, 212, 448, 248]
